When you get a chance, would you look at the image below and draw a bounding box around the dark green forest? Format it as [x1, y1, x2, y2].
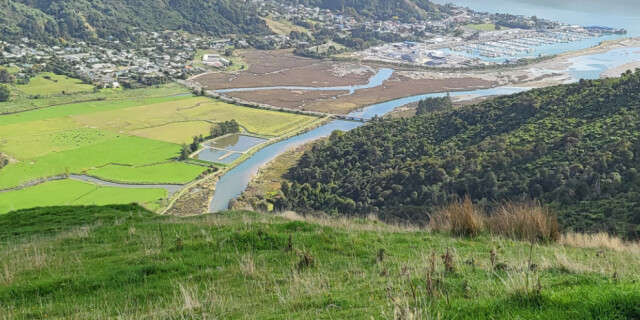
[0, 0, 270, 44]
[281, 70, 640, 238]
[278, 0, 443, 22]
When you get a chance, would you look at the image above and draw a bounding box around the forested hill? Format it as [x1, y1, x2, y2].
[278, 0, 443, 22]
[0, 0, 270, 44]
[283, 70, 640, 238]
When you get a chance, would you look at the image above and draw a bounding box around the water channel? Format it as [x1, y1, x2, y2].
[208, 45, 640, 212]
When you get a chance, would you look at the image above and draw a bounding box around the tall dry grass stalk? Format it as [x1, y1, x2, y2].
[428, 197, 484, 237]
[560, 232, 640, 254]
[238, 255, 256, 277]
[488, 201, 559, 243]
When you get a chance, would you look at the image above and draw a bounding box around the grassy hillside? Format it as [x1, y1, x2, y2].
[1, 205, 639, 319]
[284, 70, 640, 238]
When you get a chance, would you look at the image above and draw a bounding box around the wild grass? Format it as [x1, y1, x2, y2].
[0, 205, 639, 319]
[428, 197, 484, 237]
[489, 201, 560, 242]
[559, 232, 640, 254]
[429, 199, 559, 243]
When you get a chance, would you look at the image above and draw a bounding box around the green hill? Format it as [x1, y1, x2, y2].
[277, 0, 442, 22]
[283, 71, 640, 238]
[0, 0, 270, 44]
[1, 204, 639, 319]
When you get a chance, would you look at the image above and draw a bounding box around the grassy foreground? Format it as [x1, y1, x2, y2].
[1, 205, 639, 319]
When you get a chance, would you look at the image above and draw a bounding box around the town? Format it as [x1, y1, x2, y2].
[0, 0, 627, 88]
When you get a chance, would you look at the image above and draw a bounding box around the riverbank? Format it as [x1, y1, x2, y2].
[233, 141, 316, 211]
[163, 115, 332, 215]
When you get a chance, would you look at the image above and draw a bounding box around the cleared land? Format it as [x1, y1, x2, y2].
[86, 163, 206, 185]
[0, 82, 190, 114]
[262, 16, 310, 35]
[75, 97, 317, 139]
[0, 79, 318, 212]
[0, 135, 195, 189]
[14, 72, 94, 96]
[0, 180, 165, 213]
[132, 121, 214, 144]
[464, 23, 508, 31]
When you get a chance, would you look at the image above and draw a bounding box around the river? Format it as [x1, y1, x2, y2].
[207, 2, 640, 212]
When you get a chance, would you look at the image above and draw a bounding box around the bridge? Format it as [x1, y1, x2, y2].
[335, 115, 370, 123]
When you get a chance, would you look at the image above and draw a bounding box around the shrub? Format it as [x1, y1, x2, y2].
[488, 201, 559, 243]
[429, 197, 484, 238]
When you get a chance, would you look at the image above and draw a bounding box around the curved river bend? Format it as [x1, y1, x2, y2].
[208, 47, 640, 212]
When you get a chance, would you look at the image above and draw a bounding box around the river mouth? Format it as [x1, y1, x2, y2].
[195, 134, 268, 165]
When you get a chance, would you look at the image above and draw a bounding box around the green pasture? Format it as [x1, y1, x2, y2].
[0, 180, 165, 214]
[132, 120, 214, 144]
[15, 72, 94, 96]
[75, 97, 317, 139]
[0, 82, 191, 114]
[464, 23, 510, 31]
[0, 80, 315, 212]
[86, 162, 206, 185]
[0, 128, 120, 160]
[0, 135, 202, 189]
[0, 95, 193, 126]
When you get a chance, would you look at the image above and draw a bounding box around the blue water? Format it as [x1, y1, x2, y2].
[208, 1, 640, 212]
[216, 68, 394, 94]
[432, 0, 640, 62]
[204, 134, 267, 152]
[442, 34, 624, 63]
[209, 120, 362, 212]
[208, 86, 529, 212]
[567, 47, 640, 80]
[430, 0, 640, 36]
[196, 148, 242, 164]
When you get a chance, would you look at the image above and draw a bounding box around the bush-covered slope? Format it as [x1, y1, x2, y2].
[278, 0, 442, 22]
[1, 205, 639, 319]
[0, 0, 270, 43]
[283, 71, 640, 238]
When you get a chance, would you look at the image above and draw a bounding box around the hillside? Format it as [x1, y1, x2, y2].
[0, 0, 270, 44]
[278, 0, 442, 22]
[283, 71, 640, 238]
[1, 204, 639, 319]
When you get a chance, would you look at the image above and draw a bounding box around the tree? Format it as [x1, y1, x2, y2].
[179, 143, 191, 160]
[0, 68, 15, 83]
[0, 85, 10, 102]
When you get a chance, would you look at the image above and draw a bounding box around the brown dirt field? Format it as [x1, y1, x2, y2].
[193, 49, 376, 89]
[225, 89, 349, 109]
[302, 75, 498, 114]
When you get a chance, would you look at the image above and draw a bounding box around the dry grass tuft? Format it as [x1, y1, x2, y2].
[1, 264, 13, 285]
[488, 201, 559, 243]
[560, 232, 640, 254]
[279, 211, 305, 221]
[239, 255, 256, 277]
[429, 197, 484, 238]
[177, 283, 202, 311]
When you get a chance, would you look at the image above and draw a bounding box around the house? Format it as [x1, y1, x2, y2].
[401, 53, 419, 62]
